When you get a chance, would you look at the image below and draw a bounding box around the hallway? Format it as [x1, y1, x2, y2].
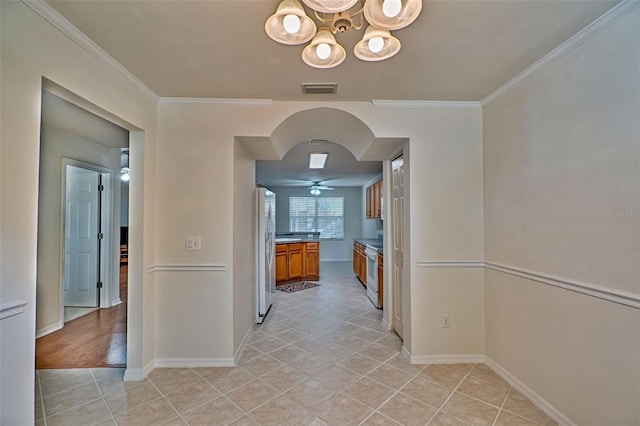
[35, 265, 127, 369]
[34, 262, 554, 425]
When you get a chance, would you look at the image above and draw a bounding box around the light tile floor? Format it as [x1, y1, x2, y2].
[36, 261, 556, 426]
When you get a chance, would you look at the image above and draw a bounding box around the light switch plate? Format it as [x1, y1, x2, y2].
[186, 236, 201, 251]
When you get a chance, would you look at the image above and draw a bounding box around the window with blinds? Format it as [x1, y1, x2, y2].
[289, 196, 344, 239]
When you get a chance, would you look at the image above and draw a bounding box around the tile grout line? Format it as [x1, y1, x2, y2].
[88, 369, 117, 424]
[145, 373, 189, 425]
[39, 373, 110, 423]
[426, 364, 477, 424]
[491, 385, 512, 426]
[37, 371, 48, 426]
[358, 357, 429, 425]
[191, 368, 287, 423]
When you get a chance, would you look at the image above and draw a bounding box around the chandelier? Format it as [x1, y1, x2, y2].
[265, 0, 422, 68]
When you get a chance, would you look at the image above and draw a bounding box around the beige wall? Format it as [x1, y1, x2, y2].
[233, 139, 257, 355]
[36, 125, 122, 335]
[483, 7, 640, 424]
[406, 109, 485, 357]
[155, 101, 484, 365]
[15, 0, 639, 422]
[1, 2, 158, 423]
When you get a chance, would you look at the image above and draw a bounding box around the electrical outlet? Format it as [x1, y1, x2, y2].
[442, 314, 450, 328]
[186, 236, 201, 251]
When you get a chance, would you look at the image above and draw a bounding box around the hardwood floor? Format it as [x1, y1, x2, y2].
[35, 265, 128, 369]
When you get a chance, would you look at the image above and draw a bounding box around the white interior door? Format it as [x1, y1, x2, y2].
[391, 155, 405, 339]
[64, 165, 100, 307]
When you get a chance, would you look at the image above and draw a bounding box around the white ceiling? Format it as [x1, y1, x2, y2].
[41, 0, 619, 186]
[45, 0, 618, 101]
[256, 140, 383, 187]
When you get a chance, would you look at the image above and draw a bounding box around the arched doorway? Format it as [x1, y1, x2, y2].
[236, 106, 409, 343]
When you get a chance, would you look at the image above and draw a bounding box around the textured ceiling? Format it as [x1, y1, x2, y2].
[46, 0, 618, 101]
[41, 0, 619, 187]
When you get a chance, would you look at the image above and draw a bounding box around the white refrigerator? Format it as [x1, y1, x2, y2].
[256, 187, 276, 323]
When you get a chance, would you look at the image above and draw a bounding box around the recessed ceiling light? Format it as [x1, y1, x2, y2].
[309, 153, 328, 169]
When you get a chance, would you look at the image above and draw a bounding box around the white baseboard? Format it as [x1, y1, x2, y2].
[111, 298, 122, 306]
[401, 346, 411, 361]
[123, 360, 155, 381]
[36, 322, 63, 339]
[484, 357, 575, 426]
[397, 351, 572, 424]
[410, 354, 486, 365]
[381, 318, 391, 332]
[153, 358, 235, 368]
[233, 325, 254, 366]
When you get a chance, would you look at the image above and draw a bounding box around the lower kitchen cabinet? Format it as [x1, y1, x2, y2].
[275, 245, 288, 282]
[276, 241, 320, 284]
[305, 242, 319, 279]
[353, 242, 367, 287]
[287, 243, 303, 280]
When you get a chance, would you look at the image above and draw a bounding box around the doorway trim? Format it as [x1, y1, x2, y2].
[383, 148, 409, 342]
[60, 158, 115, 326]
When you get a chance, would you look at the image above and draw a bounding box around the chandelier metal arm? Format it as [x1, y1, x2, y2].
[313, 10, 334, 24]
[265, 0, 422, 68]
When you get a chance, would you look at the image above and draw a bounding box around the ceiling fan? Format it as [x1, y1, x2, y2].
[309, 181, 334, 195]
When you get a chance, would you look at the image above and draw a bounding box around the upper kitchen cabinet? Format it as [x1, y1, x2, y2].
[366, 179, 383, 219]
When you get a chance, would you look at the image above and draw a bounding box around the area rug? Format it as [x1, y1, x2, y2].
[276, 281, 320, 293]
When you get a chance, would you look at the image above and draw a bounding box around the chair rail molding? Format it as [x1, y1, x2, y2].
[146, 263, 227, 273]
[0, 300, 27, 320]
[416, 260, 640, 309]
[416, 260, 484, 268]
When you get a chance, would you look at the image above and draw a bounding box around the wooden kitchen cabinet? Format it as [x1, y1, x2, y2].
[373, 180, 381, 218]
[353, 242, 367, 287]
[353, 243, 358, 276]
[275, 244, 288, 282]
[359, 250, 366, 285]
[365, 179, 383, 219]
[305, 242, 319, 279]
[276, 241, 320, 284]
[287, 243, 303, 280]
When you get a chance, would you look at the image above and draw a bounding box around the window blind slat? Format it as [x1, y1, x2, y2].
[289, 196, 344, 239]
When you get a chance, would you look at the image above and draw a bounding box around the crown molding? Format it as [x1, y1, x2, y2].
[372, 100, 482, 110]
[159, 98, 273, 106]
[22, 0, 159, 102]
[481, 0, 640, 108]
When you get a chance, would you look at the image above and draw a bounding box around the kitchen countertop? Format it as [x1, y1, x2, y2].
[275, 232, 321, 244]
[275, 238, 320, 244]
[354, 238, 383, 254]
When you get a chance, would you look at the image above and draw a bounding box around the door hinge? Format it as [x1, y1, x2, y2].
[98, 233, 104, 240]
[98, 184, 104, 191]
[97, 282, 103, 288]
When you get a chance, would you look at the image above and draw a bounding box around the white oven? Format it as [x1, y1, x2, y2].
[365, 245, 381, 308]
